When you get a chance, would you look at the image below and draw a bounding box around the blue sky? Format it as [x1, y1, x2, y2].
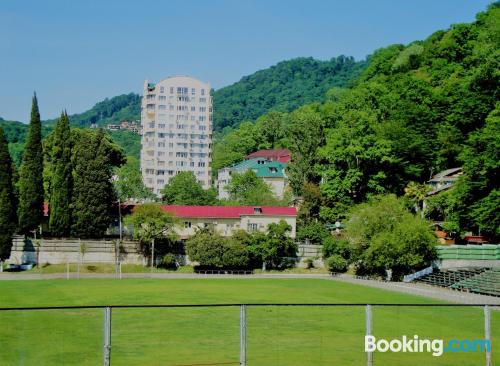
[0, 0, 493, 122]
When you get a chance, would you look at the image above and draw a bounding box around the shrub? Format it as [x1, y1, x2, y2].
[325, 255, 348, 273]
[186, 228, 249, 269]
[303, 258, 314, 269]
[160, 253, 177, 269]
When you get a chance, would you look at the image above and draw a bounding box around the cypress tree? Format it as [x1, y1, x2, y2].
[0, 128, 17, 261]
[71, 129, 122, 238]
[18, 93, 44, 234]
[48, 111, 73, 236]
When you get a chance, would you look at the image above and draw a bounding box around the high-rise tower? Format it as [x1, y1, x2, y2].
[141, 76, 212, 195]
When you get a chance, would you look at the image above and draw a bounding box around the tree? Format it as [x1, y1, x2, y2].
[0, 128, 17, 262]
[286, 105, 325, 196]
[249, 220, 297, 269]
[71, 129, 125, 238]
[211, 122, 259, 173]
[254, 111, 287, 149]
[297, 182, 322, 224]
[125, 203, 177, 245]
[115, 156, 155, 202]
[225, 170, 280, 206]
[185, 228, 249, 269]
[48, 111, 73, 236]
[161, 171, 217, 205]
[18, 93, 44, 234]
[404, 181, 431, 216]
[345, 195, 437, 279]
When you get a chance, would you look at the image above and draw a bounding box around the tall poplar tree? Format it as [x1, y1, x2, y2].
[18, 93, 44, 234]
[0, 128, 17, 262]
[48, 111, 73, 236]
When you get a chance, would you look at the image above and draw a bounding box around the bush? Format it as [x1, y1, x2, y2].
[325, 255, 348, 273]
[186, 228, 249, 269]
[304, 258, 314, 269]
[160, 253, 177, 269]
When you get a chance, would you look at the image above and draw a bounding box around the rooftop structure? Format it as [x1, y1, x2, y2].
[427, 167, 463, 196]
[245, 148, 291, 163]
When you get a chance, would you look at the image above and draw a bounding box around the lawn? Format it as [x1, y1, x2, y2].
[0, 278, 498, 365]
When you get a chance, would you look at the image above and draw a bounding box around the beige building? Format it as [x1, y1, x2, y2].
[141, 76, 213, 195]
[161, 205, 297, 239]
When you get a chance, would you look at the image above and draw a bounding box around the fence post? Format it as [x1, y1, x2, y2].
[103, 306, 112, 366]
[366, 305, 373, 366]
[240, 305, 246, 366]
[485, 305, 491, 366]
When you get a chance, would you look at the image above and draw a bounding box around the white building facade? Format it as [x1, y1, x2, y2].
[141, 76, 212, 195]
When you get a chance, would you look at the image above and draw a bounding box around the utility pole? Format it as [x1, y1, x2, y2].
[151, 237, 155, 271]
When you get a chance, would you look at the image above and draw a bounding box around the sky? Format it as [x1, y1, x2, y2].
[0, 0, 493, 122]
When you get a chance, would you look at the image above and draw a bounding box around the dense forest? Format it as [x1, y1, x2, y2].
[214, 3, 499, 238]
[212, 56, 367, 130]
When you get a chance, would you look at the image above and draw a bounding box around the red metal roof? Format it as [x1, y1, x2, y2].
[245, 148, 291, 163]
[161, 205, 297, 218]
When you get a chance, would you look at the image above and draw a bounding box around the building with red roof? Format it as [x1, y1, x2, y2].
[159, 205, 297, 239]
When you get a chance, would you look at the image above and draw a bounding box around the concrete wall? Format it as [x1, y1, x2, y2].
[7, 236, 144, 265]
[437, 259, 500, 269]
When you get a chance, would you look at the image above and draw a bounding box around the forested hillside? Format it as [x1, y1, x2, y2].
[212, 56, 367, 130]
[43, 93, 141, 128]
[214, 3, 499, 237]
[0, 117, 53, 166]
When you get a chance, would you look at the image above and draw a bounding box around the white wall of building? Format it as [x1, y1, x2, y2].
[174, 215, 296, 239]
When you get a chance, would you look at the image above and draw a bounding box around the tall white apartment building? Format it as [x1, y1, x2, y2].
[141, 76, 212, 195]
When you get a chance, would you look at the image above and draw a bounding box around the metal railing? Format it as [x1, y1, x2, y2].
[0, 303, 496, 366]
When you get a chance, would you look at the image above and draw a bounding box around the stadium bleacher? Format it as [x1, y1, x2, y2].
[416, 267, 500, 297]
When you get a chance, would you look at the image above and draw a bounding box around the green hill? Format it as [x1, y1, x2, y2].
[43, 93, 141, 128]
[213, 56, 366, 130]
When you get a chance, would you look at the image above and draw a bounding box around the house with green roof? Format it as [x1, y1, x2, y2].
[217, 158, 288, 199]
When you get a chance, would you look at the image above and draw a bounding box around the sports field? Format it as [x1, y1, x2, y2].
[0, 278, 498, 365]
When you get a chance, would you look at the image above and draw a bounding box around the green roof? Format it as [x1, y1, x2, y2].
[231, 158, 286, 178]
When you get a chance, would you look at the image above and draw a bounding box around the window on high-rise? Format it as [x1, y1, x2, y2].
[201, 89, 205, 95]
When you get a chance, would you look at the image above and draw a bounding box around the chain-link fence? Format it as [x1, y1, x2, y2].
[0, 304, 497, 366]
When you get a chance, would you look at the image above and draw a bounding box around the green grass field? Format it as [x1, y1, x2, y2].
[0, 278, 498, 365]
